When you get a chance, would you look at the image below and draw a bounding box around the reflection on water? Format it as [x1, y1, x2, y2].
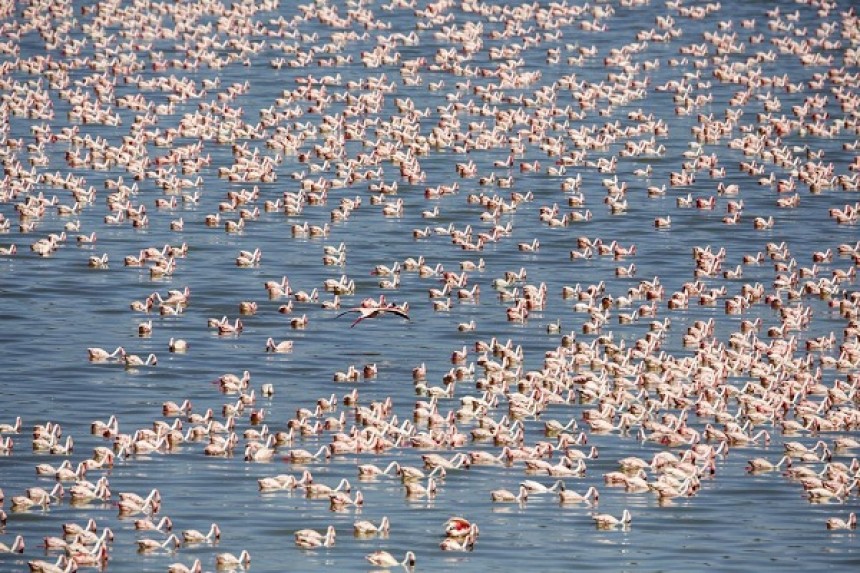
[1, 0, 860, 572]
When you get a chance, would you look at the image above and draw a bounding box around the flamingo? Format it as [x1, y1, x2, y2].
[217, 370, 251, 392]
[49, 435, 74, 455]
[289, 314, 308, 328]
[32, 424, 62, 451]
[491, 484, 529, 502]
[182, 523, 220, 543]
[336, 304, 410, 327]
[136, 534, 181, 552]
[0, 535, 25, 553]
[654, 215, 671, 228]
[468, 450, 507, 465]
[162, 399, 192, 415]
[593, 509, 632, 528]
[65, 537, 109, 566]
[43, 535, 72, 550]
[168, 559, 202, 573]
[443, 516, 475, 537]
[0, 416, 22, 433]
[329, 490, 363, 509]
[258, 474, 300, 492]
[365, 550, 416, 567]
[123, 353, 157, 368]
[305, 478, 351, 497]
[69, 479, 111, 502]
[547, 458, 587, 477]
[215, 550, 250, 568]
[217, 318, 243, 334]
[294, 525, 336, 548]
[87, 347, 125, 362]
[784, 440, 827, 456]
[244, 438, 275, 462]
[90, 414, 118, 436]
[285, 445, 331, 463]
[54, 462, 87, 482]
[117, 489, 160, 515]
[826, 512, 857, 530]
[747, 455, 792, 472]
[543, 418, 577, 435]
[397, 464, 446, 483]
[833, 437, 860, 450]
[134, 516, 173, 531]
[559, 486, 600, 504]
[421, 452, 469, 470]
[354, 516, 390, 535]
[807, 482, 853, 501]
[265, 338, 293, 352]
[26, 483, 65, 503]
[521, 479, 565, 494]
[439, 524, 478, 551]
[62, 518, 98, 536]
[404, 478, 437, 498]
[87, 253, 108, 268]
[27, 556, 78, 573]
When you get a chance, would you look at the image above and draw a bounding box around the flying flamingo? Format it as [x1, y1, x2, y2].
[336, 304, 409, 327]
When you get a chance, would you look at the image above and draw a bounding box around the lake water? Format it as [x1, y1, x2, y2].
[1, 0, 859, 571]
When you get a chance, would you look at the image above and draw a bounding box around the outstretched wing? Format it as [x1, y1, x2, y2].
[337, 306, 409, 327]
[384, 308, 410, 321]
[334, 307, 370, 328]
[335, 308, 362, 319]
